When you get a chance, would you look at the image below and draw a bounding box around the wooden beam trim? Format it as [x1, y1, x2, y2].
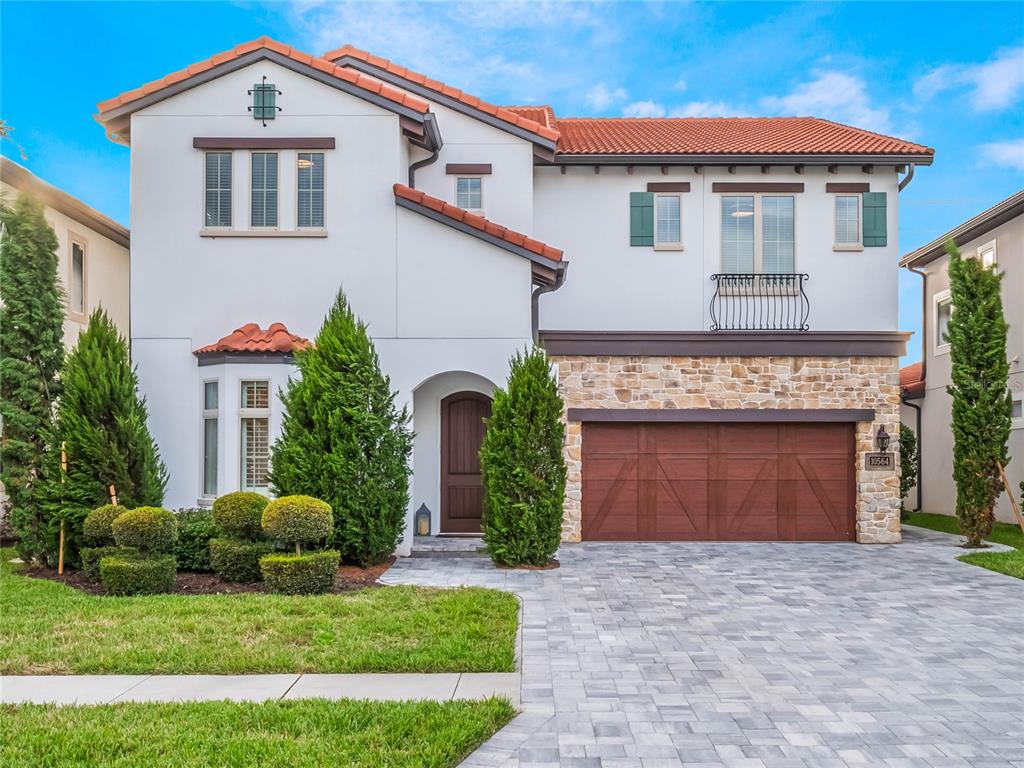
[193, 137, 336, 149]
[646, 182, 691, 192]
[445, 163, 493, 175]
[711, 182, 805, 193]
[826, 183, 870, 193]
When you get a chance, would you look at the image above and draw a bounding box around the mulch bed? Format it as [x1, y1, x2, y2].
[18, 557, 395, 596]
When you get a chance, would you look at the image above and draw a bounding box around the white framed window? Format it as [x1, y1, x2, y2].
[934, 289, 953, 354]
[250, 152, 278, 228]
[201, 380, 219, 498]
[239, 380, 270, 492]
[455, 177, 483, 213]
[1012, 392, 1023, 430]
[720, 195, 795, 273]
[205, 152, 232, 227]
[977, 239, 997, 269]
[834, 195, 862, 250]
[297, 152, 325, 228]
[69, 238, 86, 318]
[654, 194, 682, 250]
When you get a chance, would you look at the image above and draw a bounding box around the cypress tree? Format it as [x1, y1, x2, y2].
[269, 290, 413, 566]
[945, 240, 1012, 547]
[0, 193, 65, 560]
[480, 346, 567, 567]
[898, 423, 919, 519]
[40, 309, 167, 560]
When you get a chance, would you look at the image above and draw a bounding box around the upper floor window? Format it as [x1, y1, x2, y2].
[239, 380, 270, 492]
[654, 194, 682, 250]
[297, 152, 325, 228]
[456, 177, 482, 212]
[834, 195, 861, 248]
[1012, 392, 1023, 430]
[977, 239, 997, 269]
[205, 152, 232, 227]
[250, 152, 278, 228]
[934, 289, 952, 354]
[69, 239, 86, 316]
[721, 195, 795, 273]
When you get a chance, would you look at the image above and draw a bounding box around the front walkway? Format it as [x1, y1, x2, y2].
[384, 527, 1024, 768]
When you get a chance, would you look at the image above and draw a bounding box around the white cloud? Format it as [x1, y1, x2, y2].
[761, 71, 893, 133]
[622, 100, 666, 118]
[914, 46, 1024, 111]
[670, 101, 747, 118]
[979, 138, 1024, 171]
[673, 77, 687, 92]
[585, 83, 628, 111]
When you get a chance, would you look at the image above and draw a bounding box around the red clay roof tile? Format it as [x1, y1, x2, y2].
[899, 362, 925, 398]
[194, 322, 311, 356]
[393, 183, 563, 262]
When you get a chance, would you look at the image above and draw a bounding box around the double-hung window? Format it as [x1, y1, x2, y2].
[720, 195, 794, 273]
[202, 381, 219, 498]
[977, 239, 997, 269]
[240, 380, 270, 492]
[69, 239, 86, 317]
[456, 177, 482, 212]
[654, 194, 682, 249]
[205, 152, 232, 227]
[834, 195, 861, 249]
[250, 152, 278, 228]
[1012, 392, 1023, 430]
[934, 289, 953, 354]
[297, 152, 325, 228]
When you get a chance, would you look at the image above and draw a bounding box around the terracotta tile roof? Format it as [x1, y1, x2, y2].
[503, 105, 557, 131]
[194, 322, 311, 355]
[899, 362, 925, 399]
[97, 37, 429, 117]
[323, 45, 560, 143]
[393, 183, 563, 262]
[551, 117, 933, 156]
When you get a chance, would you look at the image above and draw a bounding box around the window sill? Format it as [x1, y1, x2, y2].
[199, 229, 328, 238]
[934, 344, 950, 357]
[833, 243, 864, 252]
[653, 244, 684, 252]
[196, 497, 215, 508]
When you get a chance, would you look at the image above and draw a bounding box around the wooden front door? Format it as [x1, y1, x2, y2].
[581, 422, 855, 541]
[440, 392, 492, 533]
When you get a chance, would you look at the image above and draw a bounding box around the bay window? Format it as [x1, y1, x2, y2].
[202, 381, 218, 498]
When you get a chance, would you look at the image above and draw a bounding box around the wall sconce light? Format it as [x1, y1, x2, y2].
[875, 425, 891, 452]
[415, 504, 431, 537]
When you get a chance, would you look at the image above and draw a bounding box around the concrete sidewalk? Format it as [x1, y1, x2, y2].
[0, 672, 520, 706]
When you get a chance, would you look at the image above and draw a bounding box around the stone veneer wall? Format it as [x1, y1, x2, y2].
[552, 355, 901, 545]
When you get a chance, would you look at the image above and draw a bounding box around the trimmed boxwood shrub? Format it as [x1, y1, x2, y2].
[111, 507, 177, 554]
[174, 508, 219, 572]
[259, 551, 339, 595]
[212, 492, 268, 540]
[82, 505, 128, 545]
[99, 554, 176, 595]
[209, 537, 274, 583]
[79, 545, 137, 582]
[261, 495, 332, 555]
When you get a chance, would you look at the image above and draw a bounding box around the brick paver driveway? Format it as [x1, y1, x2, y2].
[384, 527, 1023, 768]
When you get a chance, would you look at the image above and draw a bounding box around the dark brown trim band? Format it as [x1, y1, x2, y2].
[712, 182, 804, 193]
[193, 137, 336, 149]
[196, 352, 296, 366]
[826, 182, 870, 193]
[567, 408, 876, 423]
[646, 182, 690, 192]
[446, 163, 492, 175]
[539, 330, 910, 357]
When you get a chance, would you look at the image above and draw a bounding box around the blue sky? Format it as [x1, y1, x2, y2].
[2, 1, 1022, 362]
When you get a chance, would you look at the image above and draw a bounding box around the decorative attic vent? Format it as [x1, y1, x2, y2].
[248, 76, 281, 126]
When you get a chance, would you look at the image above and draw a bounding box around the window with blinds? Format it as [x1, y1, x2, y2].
[761, 196, 794, 273]
[721, 196, 755, 272]
[654, 195, 681, 247]
[240, 380, 270, 491]
[835, 195, 860, 245]
[70, 241, 86, 314]
[202, 381, 218, 498]
[456, 177, 482, 211]
[205, 152, 232, 227]
[297, 152, 324, 227]
[251, 152, 278, 228]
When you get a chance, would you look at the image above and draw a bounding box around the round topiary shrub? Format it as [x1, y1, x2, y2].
[99, 554, 177, 595]
[262, 496, 332, 554]
[111, 507, 178, 554]
[174, 508, 219, 572]
[259, 551, 340, 595]
[82, 504, 129, 546]
[212, 492, 269, 540]
[208, 537, 275, 583]
[80, 545, 138, 582]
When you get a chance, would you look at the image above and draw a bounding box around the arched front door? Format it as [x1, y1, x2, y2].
[440, 391, 492, 534]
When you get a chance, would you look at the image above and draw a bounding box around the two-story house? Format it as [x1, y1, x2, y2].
[96, 37, 933, 555]
[900, 190, 1023, 523]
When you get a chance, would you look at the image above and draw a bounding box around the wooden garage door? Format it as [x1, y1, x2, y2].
[581, 422, 855, 541]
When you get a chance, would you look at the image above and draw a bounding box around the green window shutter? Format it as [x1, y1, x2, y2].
[862, 191, 887, 247]
[252, 84, 276, 121]
[630, 192, 654, 246]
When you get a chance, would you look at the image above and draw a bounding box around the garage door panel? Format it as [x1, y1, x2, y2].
[785, 423, 852, 454]
[716, 423, 780, 454]
[648, 476, 710, 537]
[641, 423, 710, 453]
[583, 423, 638, 454]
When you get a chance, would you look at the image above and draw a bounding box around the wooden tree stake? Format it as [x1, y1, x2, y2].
[109, 484, 118, 506]
[997, 462, 1024, 534]
[58, 441, 67, 575]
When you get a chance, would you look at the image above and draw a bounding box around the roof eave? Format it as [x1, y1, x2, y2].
[551, 152, 934, 166]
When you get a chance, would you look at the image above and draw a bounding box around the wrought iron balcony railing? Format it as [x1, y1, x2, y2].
[709, 273, 810, 331]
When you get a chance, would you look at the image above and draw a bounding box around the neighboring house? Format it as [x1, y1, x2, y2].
[95, 37, 933, 555]
[0, 156, 130, 346]
[900, 190, 1023, 523]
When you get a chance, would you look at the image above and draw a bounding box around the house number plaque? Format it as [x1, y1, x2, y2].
[864, 452, 894, 470]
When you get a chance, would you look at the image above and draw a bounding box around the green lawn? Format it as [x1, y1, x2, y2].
[0, 550, 517, 674]
[904, 512, 1024, 580]
[0, 698, 515, 768]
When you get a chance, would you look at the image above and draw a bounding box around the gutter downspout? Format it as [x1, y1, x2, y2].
[898, 163, 916, 192]
[532, 264, 568, 344]
[407, 114, 442, 188]
[904, 261, 928, 514]
[901, 394, 923, 513]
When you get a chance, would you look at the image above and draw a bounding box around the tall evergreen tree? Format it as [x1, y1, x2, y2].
[0, 193, 65, 560]
[480, 346, 567, 567]
[40, 309, 167, 560]
[270, 290, 413, 566]
[945, 240, 1012, 547]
